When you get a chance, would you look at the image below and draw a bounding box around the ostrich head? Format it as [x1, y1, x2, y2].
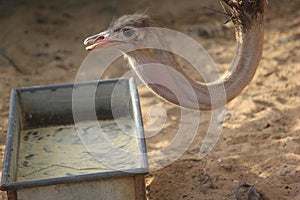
[84, 0, 264, 110]
[84, 14, 175, 67]
[84, 14, 153, 51]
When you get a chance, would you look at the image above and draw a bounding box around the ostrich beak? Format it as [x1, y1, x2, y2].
[84, 31, 110, 51]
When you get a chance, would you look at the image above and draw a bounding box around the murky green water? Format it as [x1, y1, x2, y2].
[18, 120, 141, 181]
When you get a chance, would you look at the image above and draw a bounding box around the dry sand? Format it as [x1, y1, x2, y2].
[0, 0, 299, 199]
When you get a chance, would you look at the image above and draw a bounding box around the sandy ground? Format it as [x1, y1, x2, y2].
[0, 0, 299, 199]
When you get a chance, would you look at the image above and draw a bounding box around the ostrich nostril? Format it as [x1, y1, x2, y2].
[96, 35, 105, 41]
[84, 34, 105, 45]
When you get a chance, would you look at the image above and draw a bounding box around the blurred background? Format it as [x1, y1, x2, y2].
[1, 0, 299, 199]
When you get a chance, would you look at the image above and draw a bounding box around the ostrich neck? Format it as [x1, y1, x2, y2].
[129, 1, 264, 110]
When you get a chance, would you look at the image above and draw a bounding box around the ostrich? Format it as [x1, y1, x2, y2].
[83, 0, 264, 110]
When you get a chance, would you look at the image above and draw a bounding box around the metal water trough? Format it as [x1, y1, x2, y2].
[0, 78, 148, 200]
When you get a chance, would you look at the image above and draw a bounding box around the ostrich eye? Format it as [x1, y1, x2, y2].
[122, 28, 135, 37]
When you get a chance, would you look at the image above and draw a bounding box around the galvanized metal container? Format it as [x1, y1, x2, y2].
[0, 78, 148, 200]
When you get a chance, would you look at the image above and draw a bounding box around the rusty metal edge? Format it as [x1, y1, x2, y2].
[1, 89, 18, 191]
[129, 78, 149, 171]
